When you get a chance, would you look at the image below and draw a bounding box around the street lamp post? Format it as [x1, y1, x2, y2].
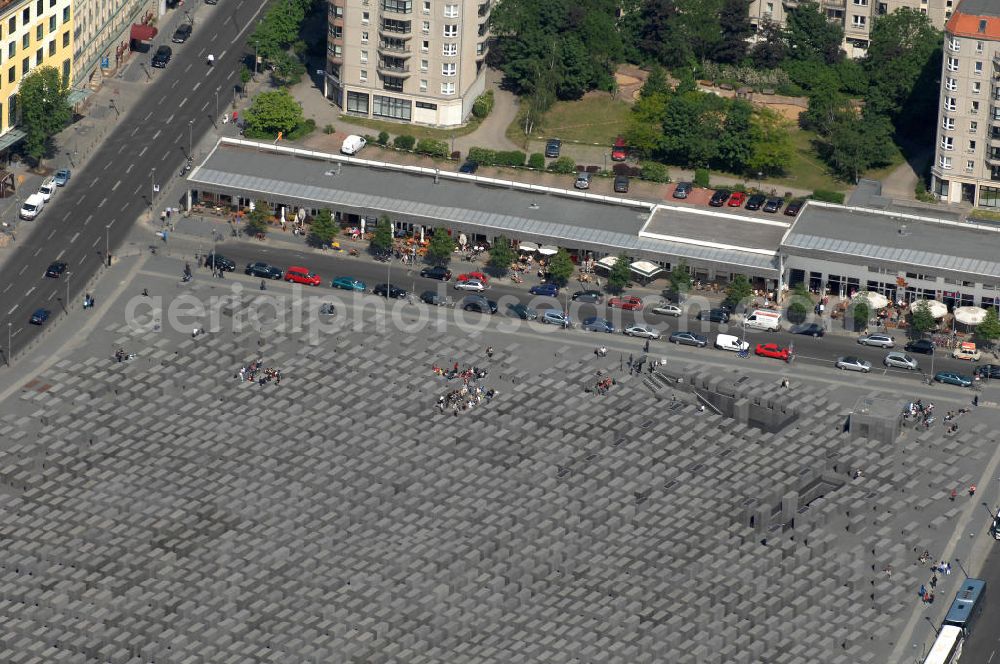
[188, 120, 194, 158]
[954, 557, 969, 578]
[105, 225, 110, 263]
[150, 168, 156, 221]
[6, 321, 10, 366]
[65, 272, 70, 311]
[215, 91, 219, 125]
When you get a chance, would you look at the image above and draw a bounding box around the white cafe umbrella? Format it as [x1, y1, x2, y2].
[419, 226, 425, 243]
[537, 245, 559, 256]
[518, 241, 539, 252]
[630, 260, 663, 279]
[595, 256, 618, 272]
[280, 207, 286, 225]
[910, 299, 948, 319]
[853, 291, 888, 309]
[458, 233, 468, 247]
[953, 306, 988, 326]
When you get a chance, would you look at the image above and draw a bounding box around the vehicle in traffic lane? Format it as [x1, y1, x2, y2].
[420, 290, 447, 306]
[904, 338, 935, 355]
[714, 334, 750, 352]
[608, 296, 643, 311]
[374, 283, 407, 299]
[151, 45, 172, 68]
[171, 23, 192, 42]
[582, 317, 615, 333]
[45, 261, 67, 278]
[331, 276, 366, 291]
[650, 302, 682, 316]
[625, 325, 661, 339]
[204, 254, 235, 271]
[245, 262, 283, 279]
[529, 283, 559, 297]
[952, 342, 981, 361]
[790, 322, 825, 337]
[884, 351, 918, 370]
[572, 290, 603, 304]
[30, 308, 50, 325]
[462, 295, 497, 314]
[858, 333, 895, 348]
[697, 308, 730, 323]
[508, 303, 537, 320]
[836, 356, 871, 373]
[541, 310, 571, 327]
[420, 266, 452, 281]
[934, 371, 972, 387]
[669, 331, 708, 347]
[755, 343, 790, 360]
[456, 271, 488, 284]
[285, 266, 321, 286]
[975, 364, 1000, 379]
[454, 279, 486, 293]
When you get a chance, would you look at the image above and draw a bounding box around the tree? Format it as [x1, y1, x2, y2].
[243, 89, 303, 138]
[787, 282, 812, 323]
[636, 0, 688, 66]
[426, 228, 456, 264]
[786, 2, 843, 64]
[910, 300, 937, 336]
[488, 236, 517, 276]
[751, 19, 787, 68]
[724, 274, 753, 309]
[863, 8, 940, 120]
[640, 64, 670, 98]
[716, 100, 753, 174]
[308, 209, 337, 248]
[249, 0, 306, 63]
[800, 81, 848, 136]
[675, 0, 723, 62]
[976, 308, 1000, 348]
[747, 108, 794, 176]
[824, 110, 894, 182]
[245, 201, 270, 237]
[606, 254, 632, 293]
[713, 0, 752, 63]
[18, 66, 71, 166]
[370, 217, 394, 253]
[850, 300, 870, 333]
[669, 260, 692, 298]
[546, 248, 574, 286]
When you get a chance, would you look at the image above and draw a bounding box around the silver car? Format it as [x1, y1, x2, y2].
[836, 356, 872, 373]
[650, 302, 683, 317]
[858, 333, 895, 348]
[625, 325, 661, 339]
[884, 351, 918, 371]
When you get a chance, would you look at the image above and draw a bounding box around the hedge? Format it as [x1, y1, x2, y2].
[527, 153, 545, 169]
[693, 168, 710, 188]
[468, 147, 497, 165]
[472, 90, 495, 119]
[640, 162, 670, 183]
[810, 189, 845, 204]
[394, 134, 416, 150]
[415, 138, 449, 158]
[547, 157, 577, 174]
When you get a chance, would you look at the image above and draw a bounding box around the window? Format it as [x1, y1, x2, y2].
[945, 77, 957, 91]
[419, 58, 428, 71]
[21, 57, 28, 75]
[974, 61, 983, 75]
[22, 34, 29, 49]
[47, 39, 54, 57]
[416, 101, 436, 109]
[22, 8, 30, 23]
[35, 25, 42, 40]
[972, 81, 981, 94]
[61, 5, 68, 21]
[360, 49, 368, 63]
[939, 155, 952, 169]
[852, 0, 867, 4]
[442, 42, 456, 56]
[48, 15, 55, 32]
[949, 37, 960, 51]
[443, 23, 457, 37]
[381, 18, 410, 33]
[972, 101, 980, 114]
[381, 0, 412, 12]
[442, 62, 456, 76]
[969, 140, 976, 151]
[61, 31, 68, 47]
[6, 67, 12, 83]
[61, 57, 67, 82]
[421, 20, 429, 33]
[940, 136, 953, 150]
[966, 160, 975, 172]
[423, 0, 430, 12]
[360, 69, 367, 82]
[7, 43, 14, 59]
[977, 40, 984, 52]
[944, 96, 957, 111]
[7, 94, 15, 127]
[947, 56, 959, 71]
[441, 81, 454, 95]
[346, 90, 369, 114]
[971, 121, 978, 132]
[8, 17, 14, 33]
[444, 3, 458, 16]
[421, 40, 429, 51]
[372, 94, 411, 120]
[362, 10, 369, 22]
[942, 116, 955, 130]
[361, 30, 369, 42]
[419, 78, 427, 91]
[382, 75, 404, 91]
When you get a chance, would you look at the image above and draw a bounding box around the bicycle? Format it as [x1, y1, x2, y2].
[737, 348, 749, 359]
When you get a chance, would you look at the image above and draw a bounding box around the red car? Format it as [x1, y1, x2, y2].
[285, 266, 321, 286]
[728, 192, 747, 207]
[608, 296, 643, 311]
[611, 136, 628, 161]
[457, 271, 489, 284]
[755, 343, 791, 361]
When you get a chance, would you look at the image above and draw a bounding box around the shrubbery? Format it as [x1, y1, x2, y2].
[472, 90, 495, 119]
[394, 134, 416, 150]
[527, 153, 545, 169]
[640, 162, 670, 183]
[547, 157, 577, 174]
[466, 147, 525, 167]
[693, 168, 710, 188]
[415, 138, 449, 158]
[376, 130, 390, 146]
[810, 189, 845, 204]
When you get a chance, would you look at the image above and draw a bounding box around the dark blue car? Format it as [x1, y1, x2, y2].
[529, 283, 559, 297]
[30, 308, 50, 325]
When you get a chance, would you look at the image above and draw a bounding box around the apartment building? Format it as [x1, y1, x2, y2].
[325, 0, 490, 126]
[72, 0, 153, 88]
[0, 0, 73, 150]
[930, 0, 1000, 208]
[748, 0, 950, 58]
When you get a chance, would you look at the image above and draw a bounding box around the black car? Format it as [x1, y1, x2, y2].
[45, 261, 67, 278]
[462, 295, 497, 314]
[673, 182, 693, 199]
[745, 194, 766, 210]
[784, 200, 804, 216]
[151, 45, 172, 68]
[613, 175, 629, 193]
[171, 24, 192, 43]
[696, 308, 730, 323]
[709, 189, 731, 207]
[374, 283, 407, 299]
[245, 262, 283, 279]
[204, 254, 235, 271]
[30, 308, 50, 325]
[790, 322, 825, 337]
[458, 161, 478, 174]
[976, 364, 1000, 379]
[571, 290, 603, 304]
[762, 198, 783, 213]
[420, 290, 447, 305]
[904, 338, 935, 355]
[420, 265, 452, 281]
[508, 303, 537, 320]
[545, 138, 561, 158]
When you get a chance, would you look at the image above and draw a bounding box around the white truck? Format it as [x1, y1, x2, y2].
[743, 309, 781, 331]
[20, 193, 45, 220]
[340, 134, 366, 155]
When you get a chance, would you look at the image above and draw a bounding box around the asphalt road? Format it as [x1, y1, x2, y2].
[192, 240, 990, 387]
[958, 529, 1000, 664]
[0, 0, 269, 361]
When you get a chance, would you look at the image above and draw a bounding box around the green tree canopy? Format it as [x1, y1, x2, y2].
[606, 254, 632, 293]
[243, 89, 304, 138]
[909, 300, 937, 336]
[713, 0, 752, 63]
[786, 2, 843, 64]
[245, 201, 271, 236]
[370, 217, 394, 253]
[750, 19, 787, 68]
[546, 249, 574, 286]
[308, 209, 337, 248]
[426, 228, 456, 264]
[975, 308, 1000, 346]
[669, 260, 692, 297]
[748, 108, 794, 176]
[487, 236, 517, 275]
[249, 0, 307, 63]
[724, 275, 753, 308]
[823, 110, 894, 182]
[19, 66, 71, 165]
[850, 300, 870, 332]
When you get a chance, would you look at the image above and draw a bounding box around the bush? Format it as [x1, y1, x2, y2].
[394, 134, 416, 150]
[323, 124, 335, 134]
[472, 90, 495, 119]
[286, 118, 316, 140]
[915, 180, 936, 203]
[810, 189, 845, 204]
[495, 150, 526, 167]
[693, 168, 710, 188]
[376, 130, 390, 146]
[527, 153, 545, 169]
[640, 162, 670, 183]
[468, 146, 497, 166]
[548, 157, 577, 174]
[415, 138, 449, 158]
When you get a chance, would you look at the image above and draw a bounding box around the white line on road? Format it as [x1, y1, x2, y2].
[220, 49, 227, 59]
[92, 237, 101, 247]
[200, 101, 209, 111]
[132, 126, 140, 137]
[179, 96, 188, 107]
[159, 95, 167, 105]
[166, 113, 175, 124]
[121, 202, 130, 212]
[18, 265, 26, 275]
[192, 82, 201, 92]
[126, 163, 133, 174]
[98, 197, 107, 207]
[161, 152, 169, 162]
[134, 185, 142, 195]
[139, 146, 148, 157]
[152, 129, 161, 141]
[69, 232, 79, 243]
[7, 305, 15, 314]
[11, 327, 21, 338]
[111, 180, 121, 192]
[55, 249, 64, 260]
[47, 291, 55, 301]
[46, 229, 55, 240]
[61, 211, 70, 221]
[185, 63, 193, 73]
[24, 287, 34, 297]
[171, 79, 178, 88]
[988, 649, 995, 664]
[144, 111, 152, 122]
[118, 144, 126, 154]
[2, 285, 9, 293]
[32, 248, 40, 257]
[84, 214, 93, 225]
[104, 160, 112, 170]
[211, 32, 218, 40]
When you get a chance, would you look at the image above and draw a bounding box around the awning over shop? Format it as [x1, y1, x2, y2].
[953, 306, 987, 326]
[537, 245, 558, 256]
[517, 241, 538, 252]
[130, 24, 158, 41]
[630, 260, 663, 279]
[0, 129, 26, 152]
[67, 89, 94, 106]
[596, 256, 618, 271]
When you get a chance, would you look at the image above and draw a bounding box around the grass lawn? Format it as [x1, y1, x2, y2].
[508, 93, 632, 145]
[339, 114, 482, 141]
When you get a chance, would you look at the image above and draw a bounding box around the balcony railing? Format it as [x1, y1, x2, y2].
[379, 22, 411, 34]
[478, 0, 491, 16]
[378, 61, 410, 74]
[378, 41, 410, 54]
[987, 152, 1000, 167]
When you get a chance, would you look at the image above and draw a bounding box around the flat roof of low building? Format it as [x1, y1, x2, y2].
[781, 202, 1000, 281]
[642, 205, 787, 255]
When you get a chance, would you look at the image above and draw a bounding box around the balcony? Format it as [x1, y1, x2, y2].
[990, 131, 1000, 147]
[476, 41, 489, 60]
[478, 0, 491, 17]
[987, 152, 1000, 167]
[378, 60, 411, 76]
[380, 0, 413, 15]
[327, 46, 343, 64]
[379, 20, 411, 36]
[378, 41, 411, 54]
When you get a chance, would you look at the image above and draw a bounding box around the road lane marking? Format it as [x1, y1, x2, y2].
[98, 197, 107, 207]
[111, 180, 121, 191]
[144, 111, 152, 122]
[92, 237, 100, 247]
[11, 327, 21, 338]
[61, 211, 70, 221]
[201, 101, 209, 111]
[133, 185, 142, 195]
[7, 305, 15, 314]
[159, 95, 167, 105]
[104, 161, 112, 170]
[24, 287, 34, 297]
[192, 82, 201, 91]
[171, 79, 178, 88]
[220, 49, 227, 59]
[120, 202, 130, 212]
[47, 229, 55, 240]
[126, 163, 133, 174]
[2, 284, 10, 293]
[18, 265, 26, 275]
[32, 248, 40, 256]
[211, 33, 218, 40]
[132, 126, 140, 137]
[69, 232, 79, 243]
[152, 129, 162, 141]
[55, 249, 64, 260]
[84, 214, 92, 225]
[185, 63, 193, 73]
[139, 146, 148, 157]
[118, 144, 126, 154]
[166, 113, 175, 124]
[179, 96, 189, 107]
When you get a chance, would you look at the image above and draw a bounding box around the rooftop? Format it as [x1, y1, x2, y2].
[781, 202, 1000, 280]
[641, 205, 787, 255]
[947, 0, 1000, 38]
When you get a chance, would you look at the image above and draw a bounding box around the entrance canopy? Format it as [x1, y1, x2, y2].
[518, 241, 538, 252]
[537, 245, 559, 256]
[630, 260, 663, 279]
[130, 24, 158, 41]
[596, 256, 618, 271]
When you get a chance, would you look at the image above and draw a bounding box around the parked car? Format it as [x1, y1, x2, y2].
[341, 135, 366, 155]
[541, 310, 571, 327]
[904, 338, 935, 354]
[669, 331, 708, 347]
[790, 322, 825, 337]
[456, 271, 488, 284]
[715, 334, 750, 352]
[836, 356, 872, 373]
[934, 371, 973, 387]
[574, 172, 592, 189]
[582, 316, 615, 333]
[650, 302, 683, 316]
[458, 161, 478, 174]
[331, 276, 366, 291]
[374, 283, 407, 299]
[420, 290, 447, 305]
[545, 138, 562, 158]
[974, 364, 1000, 379]
[608, 296, 643, 311]
[784, 200, 804, 216]
[858, 333, 895, 348]
[420, 265, 452, 281]
[745, 194, 766, 210]
[285, 266, 321, 286]
[151, 45, 172, 68]
[697, 308, 730, 323]
[30, 308, 50, 325]
[529, 283, 559, 297]
[508, 303, 537, 320]
[755, 343, 790, 360]
[884, 351, 918, 370]
[462, 295, 497, 314]
[952, 342, 981, 361]
[611, 136, 628, 161]
[727, 192, 747, 207]
[45, 261, 67, 278]
[762, 198, 783, 213]
[709, 190, 731, 207]
[625, 325, 661, 339]
[454, 279, 486, 293]
[53, 169, 71, 186]
[572, 290, 603, 304]
[171, 23, 192, 42]
[245, 262, 283, 279]
[38, 178, 56, 202]
[672, 182, 693, 199]
[204, 254, 235, 271]
[613, 175, 630, 193]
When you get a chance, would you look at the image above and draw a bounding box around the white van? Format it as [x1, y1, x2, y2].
[341, 134, 366, 155]
[714, 333, 750, 352]
[743, 310, 781, 331]
[38, 177, 56, 202]
[20, 193, 45, 220]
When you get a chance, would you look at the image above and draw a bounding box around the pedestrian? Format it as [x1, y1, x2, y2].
[969, 484, 976, 496]
[142, 288, 149, 297]
[486, 346, 494, 359]
[973, 394, 979, 407]
[930, 575, 937, 588]
[643, 339, 650, 353]
[919, 584, 926, 598]
[950, 488, 957, 501]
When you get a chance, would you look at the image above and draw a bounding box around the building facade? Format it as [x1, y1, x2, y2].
[930, 0, 1000, 208]
[325, 0, 490, 126]
[72, 0, 152, 89]
[749, 0, 951, 58]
